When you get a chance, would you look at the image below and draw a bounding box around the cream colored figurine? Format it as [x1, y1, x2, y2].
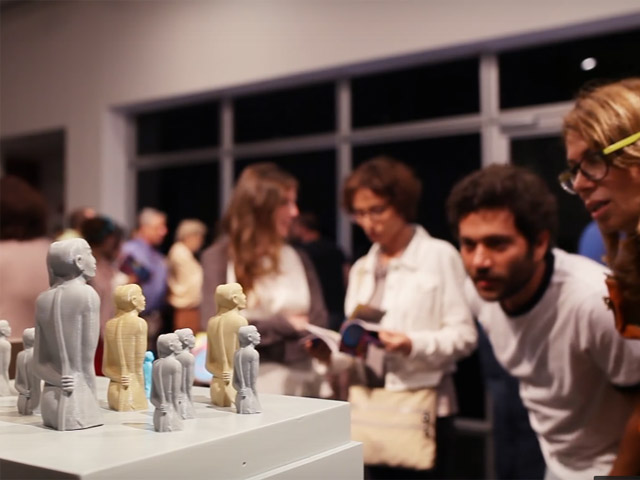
[34, 238, 102, 431]
[206, 283, 248, 407]
[15, 328, 41, 414]
[0, 320, 16, 396]
[151, 333, 183, 432]
[103, 284, 148, 411]
[233, 325, 262, 414]
[175, 328, 195, 419]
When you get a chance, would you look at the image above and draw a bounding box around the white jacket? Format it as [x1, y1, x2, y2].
[345, 225, 477, 391]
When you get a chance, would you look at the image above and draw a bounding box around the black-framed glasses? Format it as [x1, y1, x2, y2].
[350, 204, 390, 222]
[559, 131, 640, 194]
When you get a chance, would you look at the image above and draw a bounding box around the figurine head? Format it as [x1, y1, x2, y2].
[114, 284, 146, 313]
[238, 325, 260, 347]
[22, 327, 35, 348]
[144, 351, 155, 363]
[215, 282, 247, 310]
[175, 328, 195, 350]
[157, 333, 182, 358]
[47, 238, 97, 281]
[0, 320, 10, 338]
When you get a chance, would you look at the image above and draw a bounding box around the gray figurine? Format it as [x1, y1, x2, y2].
[233, 325, 261, 414]
[33, 238, 102, 430]
[151, 333, 183, 432]
[175, 328, 196, 419]
[0, 319, 15, 396]
[15, 328, 41, 414]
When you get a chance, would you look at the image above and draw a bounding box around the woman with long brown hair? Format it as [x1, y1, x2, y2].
[200, 162, 328, 396]
[561, 78, 640, 475]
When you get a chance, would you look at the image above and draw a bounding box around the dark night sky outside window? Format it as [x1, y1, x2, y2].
[234, 83, 335, 143]
[352, 58, 480, 128]
[500, 29, 640, 109]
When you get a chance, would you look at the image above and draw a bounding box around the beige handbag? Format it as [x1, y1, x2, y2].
[349, 385, 437, 470]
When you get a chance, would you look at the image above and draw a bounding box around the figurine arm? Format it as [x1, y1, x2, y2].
[33, 315, 63, 386]
[150, 361, 164, 409]
[171, 363, 182, 411]
[82, 288, 101, 390]
[184, 357, 194, 398]
[0, 343, 10, 381]
[102, 327, 119, 380]
[14, 352, 30, 396]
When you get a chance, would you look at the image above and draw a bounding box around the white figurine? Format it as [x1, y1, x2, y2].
[33, 238, 102, 431]
[0, 319, 16, 396]
[151, 333, 183, 432]
[15, 328, 41, 414]
[206, 283, 248, 407]
[233, 325, 262, 414]
[103, 284, 148, 411]
[175, 328, 195, 419]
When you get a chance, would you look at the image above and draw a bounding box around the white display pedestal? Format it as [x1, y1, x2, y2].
[0, 377, 362, 479]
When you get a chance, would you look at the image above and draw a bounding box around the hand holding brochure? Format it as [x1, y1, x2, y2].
[303, 304, 386, 359]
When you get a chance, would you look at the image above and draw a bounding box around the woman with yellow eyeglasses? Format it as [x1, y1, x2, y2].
[562, 78, 640, 475]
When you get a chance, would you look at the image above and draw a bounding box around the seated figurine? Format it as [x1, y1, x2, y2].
[233, 325, 262, 414]
[34, 238, 102, 430]
[175, 328, 196, 419]
[0, 319, 16, 396]
[15, 328, 41, 414]
[151, 333, 183, 432]
[103, 284, 148, 411]
[206, 283, 248, 407]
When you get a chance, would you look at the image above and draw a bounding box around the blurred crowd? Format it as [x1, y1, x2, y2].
[1, 77, 639, 479]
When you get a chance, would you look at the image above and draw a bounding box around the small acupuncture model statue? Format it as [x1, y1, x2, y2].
[175, 328, 195, 419]
[0, 320, 16, 396]
[15, 328, 41, 414]
[144, 351, 155, 399]
[151, 333, 183, 432]
[206, 283, 248, 407]
[34, 238, 102, 431]
[233, 325, 262, 414]
[103, 284, 148, 411]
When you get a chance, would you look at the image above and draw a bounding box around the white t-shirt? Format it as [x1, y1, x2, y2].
[465, 249, 640, 480]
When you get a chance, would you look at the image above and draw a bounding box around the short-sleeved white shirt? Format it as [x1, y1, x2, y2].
[465, 249, 640, 480]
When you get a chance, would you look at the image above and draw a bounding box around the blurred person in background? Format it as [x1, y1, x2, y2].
[561, 78, 640, 476]
[0, 175, 51, 376]
[328, 157, 477, 479]
[201, 162, 328, 396]
[289, 212, 349, 331]
[120, 207, 169, 346]
[81, 215, 128, 373]
[56, 206, 96, 241]
[167, 219, 207, 333]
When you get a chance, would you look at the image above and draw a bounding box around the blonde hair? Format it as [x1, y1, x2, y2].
[175, 219, 207, 242]
[222, 163, 298, 292]
[564, 78, 640, 307]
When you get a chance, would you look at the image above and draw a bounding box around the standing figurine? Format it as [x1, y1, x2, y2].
[143, 351, 155, 399]
[0, 320, 16, 396]
[15, 328, 41, 414]
[206, 283, 248, 407]
[151, 333, 183, 432]
[175, 328, 196, 419]
[33, 238, 102, 430]
[102, 284, 148, 411]
[233, 325, 262, 414]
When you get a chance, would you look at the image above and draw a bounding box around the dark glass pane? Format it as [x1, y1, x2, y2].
[352, 58, 480, 128]
[234, 84, 335, 143]
[136, 102, 219, 154]
[352, 134, 481, 259]
[511, 136, 591, 253]
[235, 151, 337, 240]
[137, 162, 219, 253]
[500, 29, 640, 109]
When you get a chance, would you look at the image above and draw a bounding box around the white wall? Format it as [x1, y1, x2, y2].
[2, 0, 639, 224]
